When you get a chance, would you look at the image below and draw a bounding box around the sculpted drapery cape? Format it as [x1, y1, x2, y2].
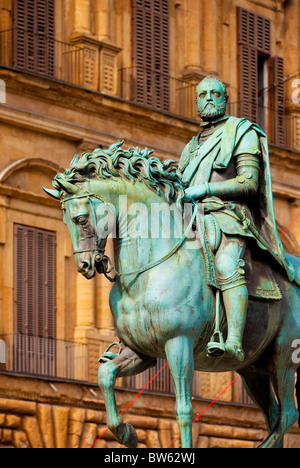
[177, 116, 295, 282]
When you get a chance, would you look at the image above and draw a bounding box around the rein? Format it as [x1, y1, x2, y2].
[63, 192, 199, 282]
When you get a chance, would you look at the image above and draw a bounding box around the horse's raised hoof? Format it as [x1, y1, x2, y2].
[225, 341, 245, 363]
[122, 423, 139, 449]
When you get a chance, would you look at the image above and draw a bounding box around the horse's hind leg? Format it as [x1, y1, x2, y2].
[238, 367, 281, 447]
[258, 354, 299, 448]
[165, 336, 194, 448]
[98, 346, 156, 448]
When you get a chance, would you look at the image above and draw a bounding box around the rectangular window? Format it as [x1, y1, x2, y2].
[14, 224, 56, 376]
[133, 0, 170, 111]
[13, 0, 55, 77]
[237, 7, 285, 146]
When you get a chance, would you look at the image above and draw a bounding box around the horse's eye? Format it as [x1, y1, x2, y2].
[76, 215, 89, 226]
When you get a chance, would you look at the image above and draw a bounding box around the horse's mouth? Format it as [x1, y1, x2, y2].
[95, 256, 109, 275]
[83, 268, 96, 279]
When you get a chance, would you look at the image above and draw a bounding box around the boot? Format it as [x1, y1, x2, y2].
[223, 284, 248, 363]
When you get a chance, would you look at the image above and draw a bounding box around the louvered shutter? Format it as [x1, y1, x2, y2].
[133, 0, 170, 111]
[271, 57, 286, 147]
[239, 45, 258, 124]
[257, 15, 271, 56]
[14, 225, 56, 376]
[13, 0, 55, 77]
[237, 7, 271, 124]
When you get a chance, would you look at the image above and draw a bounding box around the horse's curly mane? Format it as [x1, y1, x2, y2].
[54, 141, 186, 207]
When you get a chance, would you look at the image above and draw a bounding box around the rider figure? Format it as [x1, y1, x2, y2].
[178, 76, 295, 363]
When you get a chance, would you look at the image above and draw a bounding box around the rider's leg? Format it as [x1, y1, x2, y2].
[214, 234, 248, 362]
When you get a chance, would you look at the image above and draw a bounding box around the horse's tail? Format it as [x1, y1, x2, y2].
[296, 367, 300, 428]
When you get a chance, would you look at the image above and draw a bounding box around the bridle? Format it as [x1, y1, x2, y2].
[62, 191, 199, 283]
[61, 192, 111, 261]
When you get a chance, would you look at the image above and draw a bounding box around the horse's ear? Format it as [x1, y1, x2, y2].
[55, 179, 79, 194]
[42, 187, 60, 200]
[70, 152, 80, 166]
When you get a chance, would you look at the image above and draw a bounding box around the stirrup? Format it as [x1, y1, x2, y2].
[99, 341, 122, 364]
[207, 330, 225, 358]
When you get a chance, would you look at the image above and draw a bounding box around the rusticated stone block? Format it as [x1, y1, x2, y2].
[68, 419, 84, 437]
[135, 428, 147, 443]
[171, 422, 181, 449]
[22, 416, 43, 448]
[68, 434, 81, 449]
[158, 419, 172, 448]
[86, 410, 104, 424]
[106, 441, 124, 448]
[0, 399, 36, 415]
[37, 405, 55, 449]
[2, 429, 12, 444]
[146, 430, 160, 449]
[197, 436, 209, 448]
[69, 407, 86, 423]
[13, 430, 29, 449]
[209, 437, 255, 449]
[52, 406, 69, 449]
[123, 414, 158, 430]
[93, 439, 107, 448]
[80, 423, 97, 448]
[5, 414, 21, 429]
[97, 425, 115, 441]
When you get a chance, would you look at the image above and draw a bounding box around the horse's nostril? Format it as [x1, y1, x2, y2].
[82, 260, 90, 270]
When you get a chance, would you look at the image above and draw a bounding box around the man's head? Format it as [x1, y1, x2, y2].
[196, 76, 229, 121]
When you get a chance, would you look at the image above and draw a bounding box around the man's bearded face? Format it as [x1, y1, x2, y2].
[196, 79, 228, 121]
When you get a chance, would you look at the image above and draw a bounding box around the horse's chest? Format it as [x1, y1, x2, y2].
[110, 287, 203, 357]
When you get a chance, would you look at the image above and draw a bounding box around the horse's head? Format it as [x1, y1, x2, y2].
[43, 178, 116, 279]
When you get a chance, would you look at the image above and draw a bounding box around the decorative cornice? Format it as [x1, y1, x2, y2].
[272, 179, 300, 204]
[0, 183, 60, 209]
[269, 144, 300, 172]
[0, 68, 198, 150]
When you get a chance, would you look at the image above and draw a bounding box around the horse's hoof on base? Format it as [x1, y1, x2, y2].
[123, 423, 138, 448]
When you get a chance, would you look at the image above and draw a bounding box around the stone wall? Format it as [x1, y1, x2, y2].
[0, 374, 299, 449]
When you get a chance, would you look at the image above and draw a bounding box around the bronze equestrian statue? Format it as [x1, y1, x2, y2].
[44, 77, 300, 449]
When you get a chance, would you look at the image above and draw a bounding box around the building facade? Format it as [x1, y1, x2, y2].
[0, 0, 300, 448]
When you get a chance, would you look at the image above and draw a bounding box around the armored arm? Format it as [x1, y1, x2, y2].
[205, 153, 260, 199]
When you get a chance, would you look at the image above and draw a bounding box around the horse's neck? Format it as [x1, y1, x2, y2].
[113, 190, 184, 273]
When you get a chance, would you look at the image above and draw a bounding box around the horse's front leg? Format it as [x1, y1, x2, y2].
[165, 336, 194, 448]
[98, 346, 156, 448]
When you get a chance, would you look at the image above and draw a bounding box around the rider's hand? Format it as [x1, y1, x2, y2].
[183, 185, 208, 202]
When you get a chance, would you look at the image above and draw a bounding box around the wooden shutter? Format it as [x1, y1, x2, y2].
[271, 57, 286, 147]
[133, 0, 170, 111]
[237, 7, 271, 123]
[14, 225, 56, 375]
[239, 45, 258, 124]
[257, 15, 271, 56]
[238, 7, 271, 54]
[13, 0, 55, 77]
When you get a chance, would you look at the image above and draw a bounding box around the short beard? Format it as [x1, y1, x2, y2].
[199, 103, 227, 121]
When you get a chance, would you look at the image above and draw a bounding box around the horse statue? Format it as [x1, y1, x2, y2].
[43, 141, 300, 449]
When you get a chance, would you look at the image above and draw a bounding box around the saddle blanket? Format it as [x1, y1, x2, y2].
[246, 257, 282, 301]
